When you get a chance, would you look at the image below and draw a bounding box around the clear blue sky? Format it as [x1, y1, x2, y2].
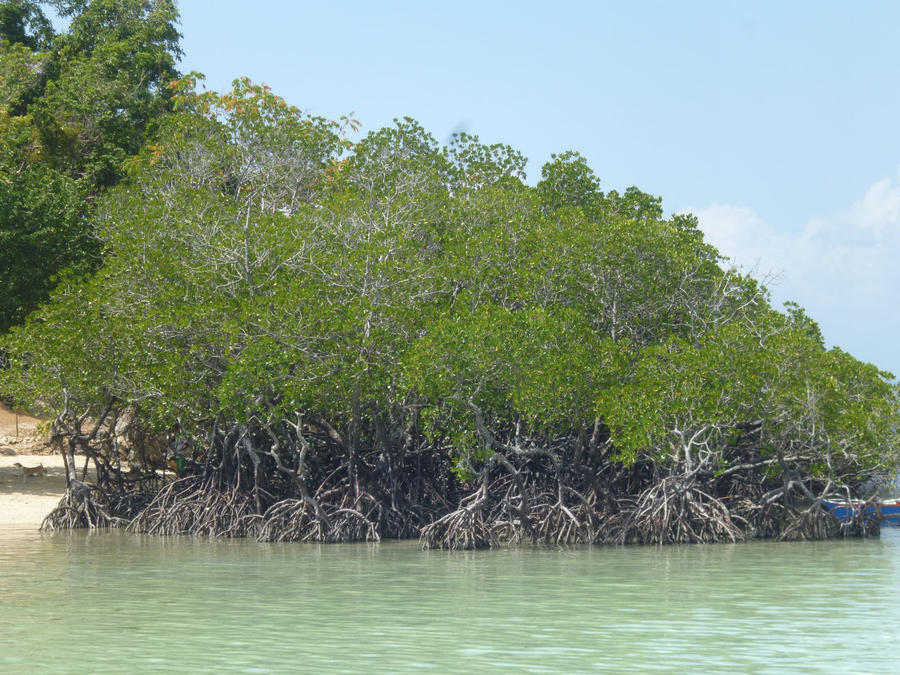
[178, 0, 900, 378]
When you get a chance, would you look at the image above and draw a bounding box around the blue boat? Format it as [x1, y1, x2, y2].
[823, 498, 900, 525]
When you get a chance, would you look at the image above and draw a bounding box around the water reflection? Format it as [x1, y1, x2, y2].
[1, 527, 898, 673]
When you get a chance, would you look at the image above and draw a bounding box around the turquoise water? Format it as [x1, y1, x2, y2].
[1, 527, 899, 673]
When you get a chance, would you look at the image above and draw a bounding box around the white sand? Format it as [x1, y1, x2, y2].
[0, 454, 67, 528]
[0, 402, 64, 529]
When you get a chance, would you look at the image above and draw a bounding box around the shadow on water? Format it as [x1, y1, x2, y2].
[1, 527, 899, 673]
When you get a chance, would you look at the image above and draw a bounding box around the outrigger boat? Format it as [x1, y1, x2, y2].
[823, 498, 900, 525]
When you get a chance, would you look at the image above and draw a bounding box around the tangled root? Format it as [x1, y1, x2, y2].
[420, 486, 496, 550]
[607, 477, 744, 545]
[41, 488, 128, 532]
[127, 477, 257, 537]
[255, 497, 379, 543]
[255, 499, 322, 542]
[729, 495, 788, 540]
[530, 484, 598, 545]
[778, 501, 880, 541]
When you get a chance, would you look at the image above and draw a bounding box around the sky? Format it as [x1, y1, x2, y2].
[177, 0, 900, 378]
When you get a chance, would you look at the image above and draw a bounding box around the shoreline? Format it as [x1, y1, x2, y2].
[0, 453, 67, 529]
[1, 402, 63, 530]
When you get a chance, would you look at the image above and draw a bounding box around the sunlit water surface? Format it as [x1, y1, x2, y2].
[1, 526, 899, 673]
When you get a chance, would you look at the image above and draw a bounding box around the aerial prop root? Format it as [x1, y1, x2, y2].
[41, 486, 127, 531]
[127, 476, 257, 537]
[608, 476, 744, 545]
[420, 480, 496, 550]
[531, 482, 598, 545]
[779, 495, 880, 541]
[728, 492, 787, 539]
[254, 496, 379, 543]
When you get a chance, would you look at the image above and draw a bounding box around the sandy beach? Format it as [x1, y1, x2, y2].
[0, 402, 64, 529]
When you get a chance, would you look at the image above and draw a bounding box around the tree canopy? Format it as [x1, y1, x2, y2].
[0, 0, 180, 332]
[2, 68, 898, 546]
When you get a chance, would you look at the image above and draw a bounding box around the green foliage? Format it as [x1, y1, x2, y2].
[34, 0, 181, 185]
[605, 185, 664, 222]
[537, 150, 601, 212]
[0, 0, 181, 332]
[0, 161, 89, 331]
[445, 131, 527, 190]
[0, 38, 47, 113]
[2, 74, 898, 493]
[0, 1, 53, 50]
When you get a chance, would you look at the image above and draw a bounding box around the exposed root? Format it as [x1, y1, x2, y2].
[530, 483, 598, 545]
[255, 497, 379, 543]
[607, 477, 744, 545]
[34, 416, 888, 549]
[779, 501, 880, 541]
[128, 477, 258, 537]
[730, 495, 789, 539]
[420, 483, 496, 550]
[41, 486, 128, 531]
[255, 499, 323, 542]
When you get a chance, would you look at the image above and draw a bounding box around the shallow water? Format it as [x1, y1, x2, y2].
[1, 526, 898, 673]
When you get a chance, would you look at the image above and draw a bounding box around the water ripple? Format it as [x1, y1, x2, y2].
[1, 528, 898, 673]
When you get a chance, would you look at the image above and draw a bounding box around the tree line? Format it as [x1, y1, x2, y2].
[1, 0, 179, 331]
[2, 0, 898, 546]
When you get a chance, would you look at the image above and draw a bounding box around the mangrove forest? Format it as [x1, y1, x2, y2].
[2, 1, 899, 548]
